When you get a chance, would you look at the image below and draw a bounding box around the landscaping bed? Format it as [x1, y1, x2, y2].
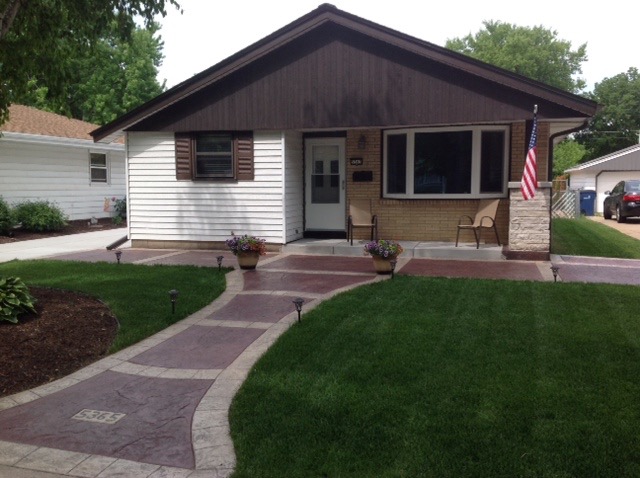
[0, 287, 118, 397]
[0, 218, 125, 245]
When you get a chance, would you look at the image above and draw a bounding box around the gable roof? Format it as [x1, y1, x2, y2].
[92, 3, 598, 143]
[566, 144, 640, 174]
[3, 105, 99, 141]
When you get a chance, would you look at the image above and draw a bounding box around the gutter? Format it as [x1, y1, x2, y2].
[1, 131, 124, 151]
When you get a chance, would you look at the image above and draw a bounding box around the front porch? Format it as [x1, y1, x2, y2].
[283, 238, 504, 261]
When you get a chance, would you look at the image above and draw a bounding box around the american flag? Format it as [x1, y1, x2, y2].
[521, 107, 538, 200]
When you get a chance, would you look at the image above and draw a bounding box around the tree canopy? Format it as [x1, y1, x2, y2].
[18, 22, 166, 125]
[575, 67, 640, 161]
[552, 139, 586, 177]
[0, 0, 180, 125]
[446, 20, 587, 93]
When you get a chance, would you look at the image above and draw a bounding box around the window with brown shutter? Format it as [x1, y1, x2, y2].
[174, 132, 254, 181]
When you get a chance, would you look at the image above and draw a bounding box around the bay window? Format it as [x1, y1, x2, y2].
[383, 126, 509, 198]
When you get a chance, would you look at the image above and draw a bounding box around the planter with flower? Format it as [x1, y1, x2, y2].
[363, 239, 404, 274]
[226, 235, 267, 270]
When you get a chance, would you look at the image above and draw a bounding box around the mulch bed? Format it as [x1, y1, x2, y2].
[0, 287, 119, 398]
[0, 219, 123, 397]
[0, 218, 125, 245]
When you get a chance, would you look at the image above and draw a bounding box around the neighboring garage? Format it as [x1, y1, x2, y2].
[566, 144, 640, 214]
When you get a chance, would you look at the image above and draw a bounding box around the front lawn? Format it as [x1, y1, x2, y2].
[230, 276, 640, 477]
[552, 217, 640, 258]
[0, 260, 227, 352]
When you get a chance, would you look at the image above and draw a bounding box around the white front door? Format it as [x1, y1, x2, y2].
[305, 138, 346, 231]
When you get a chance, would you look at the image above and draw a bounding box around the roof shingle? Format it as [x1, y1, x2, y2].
[2, 105, 99, 141]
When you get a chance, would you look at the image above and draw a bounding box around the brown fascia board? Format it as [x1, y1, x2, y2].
[91, 3, 598, 142]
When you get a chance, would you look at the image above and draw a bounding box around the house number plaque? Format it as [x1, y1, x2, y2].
[350, 157, 364, 166]
[72, 409, 126, 424]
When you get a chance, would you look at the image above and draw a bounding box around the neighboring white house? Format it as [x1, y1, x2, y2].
[0, 105, 125, 221]
[566, 144, 640, 214]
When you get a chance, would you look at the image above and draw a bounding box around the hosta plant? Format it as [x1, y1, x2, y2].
[0, 277, 37, 324]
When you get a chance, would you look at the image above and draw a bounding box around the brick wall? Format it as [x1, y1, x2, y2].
[510, 121, 550, 182]
[343, 123, 548, 244]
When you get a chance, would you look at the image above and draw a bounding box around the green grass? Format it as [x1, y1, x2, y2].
[230, 276, 640, 477]
[552, 217, 640, 258]
[0, 260, 227, 352]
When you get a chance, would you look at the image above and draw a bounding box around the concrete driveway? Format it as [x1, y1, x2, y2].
[588, 215, 640, 240]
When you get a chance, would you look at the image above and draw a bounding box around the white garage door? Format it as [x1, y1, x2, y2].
[596, 171, 640, 213]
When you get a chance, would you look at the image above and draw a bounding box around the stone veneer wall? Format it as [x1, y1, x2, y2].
[506, 120, 552, 259]
[506, 182, 552, 260]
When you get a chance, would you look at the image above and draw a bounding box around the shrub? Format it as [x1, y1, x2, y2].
[0, 277, 37, 324]
[113, 196, 126, 218]
[0, 196, 15, 236]
[109, 196, 126, 225]
[13, 200, 67, 232]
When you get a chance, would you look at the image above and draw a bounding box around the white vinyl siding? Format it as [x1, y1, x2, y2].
[0, 135, 125, 220]
[127, 131, 287, 244]
[284, 131, 303, 243]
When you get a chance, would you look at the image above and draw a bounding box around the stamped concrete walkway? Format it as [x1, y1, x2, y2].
[0, 251, 387, 477]
[0, 244, 639, 477]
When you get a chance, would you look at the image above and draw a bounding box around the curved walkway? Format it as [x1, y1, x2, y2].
[1, 244, 639, 477]
[0, 253, 384, 477]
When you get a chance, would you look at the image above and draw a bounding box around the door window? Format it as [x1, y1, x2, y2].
[311, 145, 340, 204]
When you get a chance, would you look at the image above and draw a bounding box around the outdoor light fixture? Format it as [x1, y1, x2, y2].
[169, 289, 179, 314]
[216, 255, 224, 270]
[292, 297, 304, 323]
[550, 266, 560, 283]
[114, 250, 122, 264]
[390, 259, 397, 279]
[357, 134, 367, 150]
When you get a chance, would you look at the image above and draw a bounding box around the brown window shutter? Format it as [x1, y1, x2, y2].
[175, 133, 193, 180]
[235, 132, 254, 180]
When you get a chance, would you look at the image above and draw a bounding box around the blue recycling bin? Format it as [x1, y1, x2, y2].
[579, 190, 596, 216]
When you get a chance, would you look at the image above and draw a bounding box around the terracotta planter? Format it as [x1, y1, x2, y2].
[236, 252, 260, 270]
[371, 255, 397, 274]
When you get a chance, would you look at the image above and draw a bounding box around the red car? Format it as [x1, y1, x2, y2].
[603, 180, 640, 223]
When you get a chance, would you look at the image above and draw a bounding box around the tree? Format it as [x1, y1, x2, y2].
[0, 0, 180, 125]
[446, 21, 587, 93]
[552, 139, 586, 177]
[575, 68, 640, 161]
[18, 22, 166, 124]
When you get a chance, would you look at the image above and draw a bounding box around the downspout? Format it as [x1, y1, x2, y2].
[106, 131, 130, 250]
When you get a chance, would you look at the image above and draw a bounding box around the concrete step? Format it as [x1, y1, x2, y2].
[282, 239, 504, 261]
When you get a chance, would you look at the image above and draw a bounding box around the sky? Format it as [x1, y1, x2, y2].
[155, 0, 637, 92]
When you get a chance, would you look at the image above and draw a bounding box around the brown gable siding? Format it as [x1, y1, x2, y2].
[127, 24, 591, 134]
